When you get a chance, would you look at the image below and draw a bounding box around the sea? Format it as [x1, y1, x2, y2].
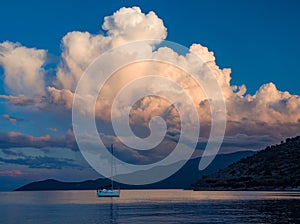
[0, 190, 299, 224]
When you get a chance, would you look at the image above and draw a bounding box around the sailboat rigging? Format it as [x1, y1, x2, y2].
[97, 144, 120, 197]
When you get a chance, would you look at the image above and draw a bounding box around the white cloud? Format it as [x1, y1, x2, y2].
[47, 86, 74, 110]
[0, 41, 46, 96]
[227, 82, 300, 125]
[102, 6, 167, 45]
[56, 6, 167, 91]
[55, 31, 112, 91]
[0, 6, 299, 153]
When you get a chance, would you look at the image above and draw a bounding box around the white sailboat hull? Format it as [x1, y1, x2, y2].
[97, 189, 120, 197]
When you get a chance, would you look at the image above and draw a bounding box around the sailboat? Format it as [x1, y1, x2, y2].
[97, 144, 120, 197]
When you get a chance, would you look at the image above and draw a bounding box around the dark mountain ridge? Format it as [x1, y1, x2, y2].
[193, 136, 300, 190]
[14, 151, 254, 191]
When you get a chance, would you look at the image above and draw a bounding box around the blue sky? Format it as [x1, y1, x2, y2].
[0, 0, 300, 190]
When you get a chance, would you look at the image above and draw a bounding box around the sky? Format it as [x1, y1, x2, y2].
[0, 0, 300, 190]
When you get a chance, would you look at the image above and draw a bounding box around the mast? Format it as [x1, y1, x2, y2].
[111, 144, 114, 190]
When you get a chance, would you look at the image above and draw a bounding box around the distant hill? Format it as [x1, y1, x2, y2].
[14, 151, 254, 191]
[193, 136, 300, 191]
[14, 178, 112, 191]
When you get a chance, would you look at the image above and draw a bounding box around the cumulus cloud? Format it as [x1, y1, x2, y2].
[0, 41, 46, 96]
[0, 6, 299, 156]
[47, 86, 74, 110]
[55, 6, 166, 91]
[55, 31, 110, 91]
[103, 6, 167, 45]
[226, 82, 300, 129]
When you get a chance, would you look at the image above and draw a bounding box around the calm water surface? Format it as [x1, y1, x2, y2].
[0, 190, 299, 224]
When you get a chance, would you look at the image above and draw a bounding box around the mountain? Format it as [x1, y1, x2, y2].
[14, 151, 254, 191]
[193, 136, 300, 190]
[14, 178, 112, 191]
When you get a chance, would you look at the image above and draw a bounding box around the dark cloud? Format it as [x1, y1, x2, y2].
[1, 149, 26, 157]
[0, 94, 38, 106]
[195, 134, 278, 154]
[225, 120, 300, 140]
[220, 134, 275, 149]
[2, 114, 24, 123]
[0, 155, 81, 169]
[218, 134, 278, 154]
[0, 130, 78, 151]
